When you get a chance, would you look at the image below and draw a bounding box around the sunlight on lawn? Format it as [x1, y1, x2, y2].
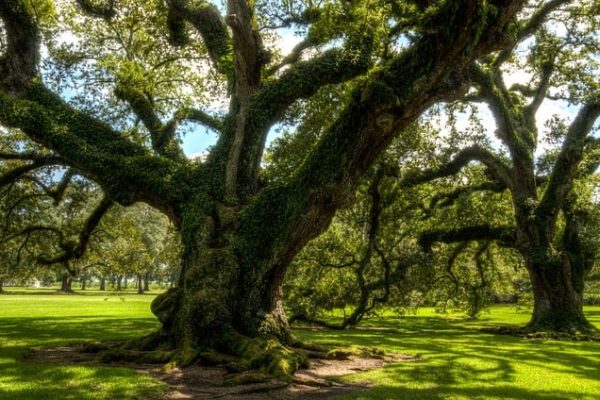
[295, 307, 600, 400]
[1, 294, 599, 400]
[0, 295, 164, 400]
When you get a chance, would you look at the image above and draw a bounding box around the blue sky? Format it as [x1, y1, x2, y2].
[181, 126, 218, 158]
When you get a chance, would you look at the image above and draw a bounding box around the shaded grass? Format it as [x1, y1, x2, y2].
[1, 293, 599, 400]
[0, 294, 165, 400]
[294, 307, 600, 400]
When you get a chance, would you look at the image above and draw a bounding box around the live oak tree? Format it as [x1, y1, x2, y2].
[0, 0, 529, 375]
[403, 0, 600, 334]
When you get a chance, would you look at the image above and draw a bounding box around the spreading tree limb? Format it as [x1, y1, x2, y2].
[401, 145, 513, 189]
[0, 156, 67, 187]
[536, 103, 600, 227]
[165, 0, 232, 75]
[419, 225, 516, 252]
[38, 196, 113, 264]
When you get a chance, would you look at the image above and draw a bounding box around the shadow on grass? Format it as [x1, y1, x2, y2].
[294, 311, 600, 400]
[0, 316, 158, 347]
[0, 316, 163, 400]
[0, 362, 165, 400]
[345, 384, 588, 400]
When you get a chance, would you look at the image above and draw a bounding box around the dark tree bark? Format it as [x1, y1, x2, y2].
[116, 275, 122, 291]
[99, 276, 106, 291]
[0, 280, 3, 293]
[521, 199, 596, 333]
[143, 273, 150, 292]
[137, 274, 144, 294]
[60, 274, 73, 293]
[526, 258, 589, 332]
[0, 0, 526, 375]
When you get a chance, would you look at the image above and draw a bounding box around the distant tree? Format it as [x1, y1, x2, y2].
[97, 203, 172, 294]
[403, 4, 600, 333]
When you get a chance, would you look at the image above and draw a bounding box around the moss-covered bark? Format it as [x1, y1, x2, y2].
[143, 202, 305, 377]
[525, 255, 593, 334]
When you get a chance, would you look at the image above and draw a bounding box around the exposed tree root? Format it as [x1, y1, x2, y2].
[26, 339, 413, 400]
[76, 329, 394, 389]
[80, 331, 309, 382]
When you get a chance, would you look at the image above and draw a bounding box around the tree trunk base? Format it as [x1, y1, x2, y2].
[87, 330, 309, 380]
[481, 310, 599, 341]
[523, 309, 598, 338]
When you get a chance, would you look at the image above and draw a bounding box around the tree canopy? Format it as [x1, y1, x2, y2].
[1, 0, 597, 378]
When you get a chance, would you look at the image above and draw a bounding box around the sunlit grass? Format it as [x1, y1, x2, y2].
[295, 306, 600, 400]
[0, 294, 165, 400]
[1, 293, 599, 400]
[1, 285, 166, 296]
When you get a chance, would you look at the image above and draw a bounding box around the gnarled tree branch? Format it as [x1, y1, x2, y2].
[401, 145, 513, 189]
[165, 0, 232, 75]
[493, 0, 570, 67]
[536, 103, 600, 225]
[0, 156, 67, 187]
[38, 196, 113, 264]
[238, 0, 525, 276]
[114, 85, 186, 161]
[419, 225, 517, 252]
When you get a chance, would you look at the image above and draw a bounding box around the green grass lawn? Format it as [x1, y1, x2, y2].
[0, 293, 599, 400]
[0, 293, 165, 400]
[295, 307, 600, 400]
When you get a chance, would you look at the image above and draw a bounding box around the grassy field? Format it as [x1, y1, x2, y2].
[0, 292, 165, 400]
[0, 292, 599, 400]
[297, 308, 600, 400]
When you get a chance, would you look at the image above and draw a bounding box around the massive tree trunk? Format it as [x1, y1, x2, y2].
[148, 207, 303, 375]
[523, 206, 595, 334]
[99, 276, 106, 291]
[0, 280, 3, 293]
[525, 255, 591, 333]
[144, 273, 150, 292]
[513, 214, 595, 334]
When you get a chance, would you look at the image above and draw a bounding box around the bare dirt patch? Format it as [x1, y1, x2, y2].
[26, 346, 415, 399]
